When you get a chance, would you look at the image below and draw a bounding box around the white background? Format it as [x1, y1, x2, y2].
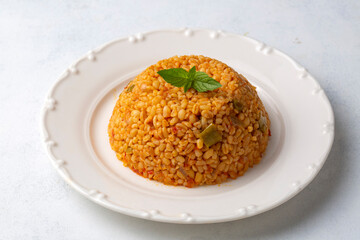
[1, 0, 359, 239]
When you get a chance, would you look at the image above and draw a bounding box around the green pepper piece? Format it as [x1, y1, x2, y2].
[233, 99, 243, 112]
[126, 84, 135, 92]
[230, 115, 241, 126]
[126, 146, 133, 153]
[259, 115, 267, 133]
[200, 123, 222, 147]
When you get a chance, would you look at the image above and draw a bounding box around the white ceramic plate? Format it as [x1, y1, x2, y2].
[41, 29, 334, 224]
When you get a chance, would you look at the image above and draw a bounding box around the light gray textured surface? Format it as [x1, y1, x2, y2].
[0, 0, 359, 239]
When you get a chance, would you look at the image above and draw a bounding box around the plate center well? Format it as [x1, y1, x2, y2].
[87, 72, 286, 199]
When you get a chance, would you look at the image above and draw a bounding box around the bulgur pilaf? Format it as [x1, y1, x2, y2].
[108, 55, 270, 187]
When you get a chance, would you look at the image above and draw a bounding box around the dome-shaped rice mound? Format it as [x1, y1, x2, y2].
[108, 55, 270, 187]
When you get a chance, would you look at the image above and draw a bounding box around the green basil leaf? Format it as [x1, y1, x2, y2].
[192, 71, 222, 92]
[183, 81, 192, 93]
[157, 67, 222, 93]
[188, 66, 196, 80]
[157, 68, 189, 87]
